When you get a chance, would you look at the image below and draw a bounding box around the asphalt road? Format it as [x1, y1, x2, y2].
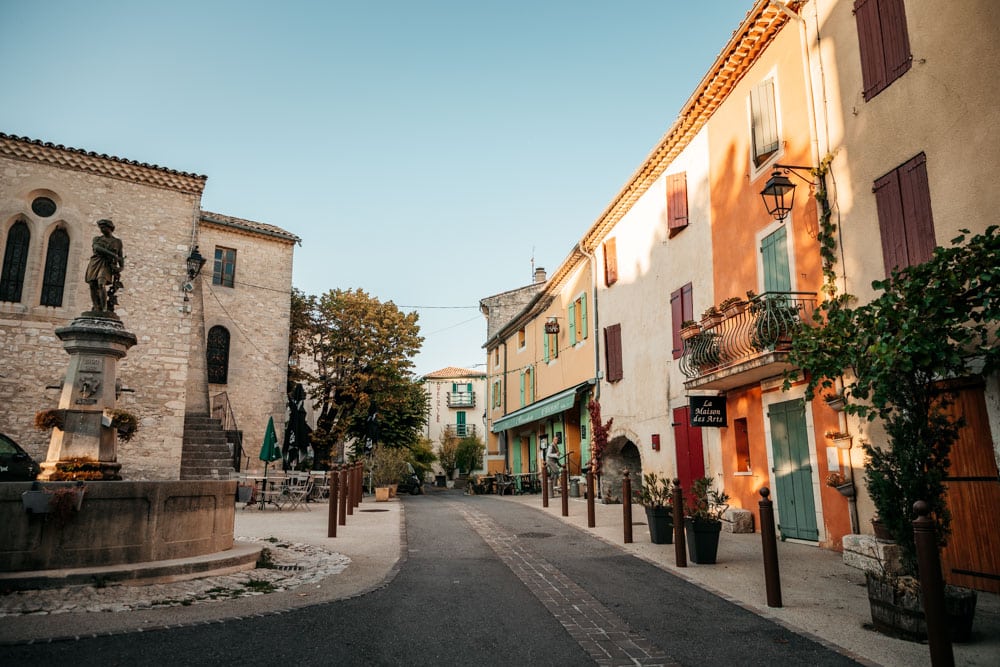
[0, 493, 861, 666]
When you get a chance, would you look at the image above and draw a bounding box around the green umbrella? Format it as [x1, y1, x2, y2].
[258, 417, 281, 508]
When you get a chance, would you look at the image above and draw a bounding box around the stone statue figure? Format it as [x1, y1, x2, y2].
[85, 219, 125, 313]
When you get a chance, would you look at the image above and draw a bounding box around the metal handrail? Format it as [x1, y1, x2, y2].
[679, 291, 817, 379]
[211, 391, 247, 471]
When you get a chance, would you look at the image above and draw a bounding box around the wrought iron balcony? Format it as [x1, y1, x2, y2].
[444, 424, 479, 438]
[447, 392, 476, 408]
[680, 292, 816, 390]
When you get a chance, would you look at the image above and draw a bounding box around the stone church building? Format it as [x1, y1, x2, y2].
[0, 133, 299, 480]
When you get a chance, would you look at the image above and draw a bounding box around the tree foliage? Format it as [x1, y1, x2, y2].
[455, 435, 484, 474]
[788, 226, 999, 575]
[291, 288, 425, 466]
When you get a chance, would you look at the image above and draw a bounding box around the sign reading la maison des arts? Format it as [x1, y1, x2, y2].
[690, 396, 727, 427]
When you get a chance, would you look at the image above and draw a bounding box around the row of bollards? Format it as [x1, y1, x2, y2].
[538, 468, 953, 666]
[327, 461, 364, 538]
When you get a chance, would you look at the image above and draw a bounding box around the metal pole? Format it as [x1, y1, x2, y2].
[913, 500, 954, 667]
[586, 468, 595, 528]
[561, 466, 569, 517]
[622, 469, 632, 544]
[338, 465, 348, 526]
[759, 487, 783, 608]
[672, 478, 686, 567]
[327, 470, 338, 538]
[542, 464, 549, 508]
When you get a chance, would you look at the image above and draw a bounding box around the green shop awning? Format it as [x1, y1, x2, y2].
[491, 381, 593, 433]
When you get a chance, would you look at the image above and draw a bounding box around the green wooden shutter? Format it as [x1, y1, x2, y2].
[568, 301, 577, 344]
[580, 294, 588, 339]
[519, 372, 525, 406]
[543, 329, 550, 362]
[761, 226, 792, 293]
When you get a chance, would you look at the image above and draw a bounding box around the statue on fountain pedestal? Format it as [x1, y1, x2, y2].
[85, 219, 125, 314]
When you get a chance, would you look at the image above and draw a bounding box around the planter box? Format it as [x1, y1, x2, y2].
[684, 518, 722, 564]
[21, 490, 52, 514]
[375, 486, 391, 502]
[866, 572, 978, 642]
[645, 507, 673, 544]
[236, 484, 254, 503]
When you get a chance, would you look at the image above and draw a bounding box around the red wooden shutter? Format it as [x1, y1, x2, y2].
[880, 0, 912, 81]
[854, 0, 886, 101]
[672, 406, 705, 507]
[667, 172, 689, 236]
[604, 237, 618, 286]
[898, 152, 935, 266]
[874, 168, 906, 276]
[604, 323, 623, 382]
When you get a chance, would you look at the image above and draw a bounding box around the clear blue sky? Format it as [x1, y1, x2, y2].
[1, 0, 752, 376]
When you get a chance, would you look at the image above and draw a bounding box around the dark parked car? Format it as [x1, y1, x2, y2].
[0, 432, 40, 481]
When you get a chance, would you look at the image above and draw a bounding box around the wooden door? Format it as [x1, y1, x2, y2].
[673, 406, 705, 505]
[768, 399, 819, 541]
[940, 382, 1000, 593]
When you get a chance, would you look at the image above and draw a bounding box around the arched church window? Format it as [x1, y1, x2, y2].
[40, 227, 70, 307]
[207, 325, 231, 384]
[0, 221, 30, 303]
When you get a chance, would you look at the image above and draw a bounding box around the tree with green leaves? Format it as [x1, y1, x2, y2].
[291, 288, 425, 466]
[789, 226, 999, 575]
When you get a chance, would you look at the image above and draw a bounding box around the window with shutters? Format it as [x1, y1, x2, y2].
[213, 247, 236, 287]
[603, 238, 618, 286]
[604, 323, 623, 383]
[568, 293, 589, 345]
[761, 225, 792, 293]
[670, 283, 694, 360]
[40, 227, 70, 307]
[854, 0, 911, 102]
[517, 327, 526, 349]
[543, 327, 558, 362]
[492, 379, 502, 408]
[0, 220, 30, 303]
[666, 172, 689, 237]
[207, 325, 231, 384]
[874, 152, 935, 275]
[519, 366, 534, 407]
[750, 78, 780, 168]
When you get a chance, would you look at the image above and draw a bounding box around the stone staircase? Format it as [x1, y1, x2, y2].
[180, 413, 235, 480]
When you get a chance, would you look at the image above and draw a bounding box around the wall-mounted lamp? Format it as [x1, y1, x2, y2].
[186, 245, 207, 280]
[759, 164, 815, 222]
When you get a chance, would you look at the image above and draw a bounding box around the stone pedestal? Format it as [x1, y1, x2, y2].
[39, 314, 137, 481]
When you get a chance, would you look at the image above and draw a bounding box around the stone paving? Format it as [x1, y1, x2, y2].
[0, 536, 349, 617]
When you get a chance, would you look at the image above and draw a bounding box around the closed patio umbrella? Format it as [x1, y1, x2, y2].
[258, 416, 281, 508]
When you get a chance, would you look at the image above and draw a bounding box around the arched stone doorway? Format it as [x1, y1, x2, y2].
[599, 436, 642, 503]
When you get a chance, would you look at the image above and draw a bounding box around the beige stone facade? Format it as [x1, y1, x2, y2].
[0, 133, 297, 479]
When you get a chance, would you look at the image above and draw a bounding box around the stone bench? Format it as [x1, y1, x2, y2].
[722, 508, 754, 533]
[842, 534, 903, 575]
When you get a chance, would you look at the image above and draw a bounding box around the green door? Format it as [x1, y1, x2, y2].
[512, 435, 523, 474]
[456, 411, 466, 437]
[768, 399, 818, 540]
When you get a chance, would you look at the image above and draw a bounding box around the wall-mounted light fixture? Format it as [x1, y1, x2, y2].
[186, 245, 207, 280]
[759, 164, 815, 222]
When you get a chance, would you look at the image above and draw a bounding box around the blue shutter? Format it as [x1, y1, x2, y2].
[568, 301, 577, 344]
[761, 226, 791, 293]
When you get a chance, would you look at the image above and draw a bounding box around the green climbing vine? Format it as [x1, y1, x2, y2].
[811, 153, 837, 298]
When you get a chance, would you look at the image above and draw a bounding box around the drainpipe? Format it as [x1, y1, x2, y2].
[581, 244, 601, 400]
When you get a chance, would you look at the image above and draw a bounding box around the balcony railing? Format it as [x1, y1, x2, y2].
[447, 392, 476, 408]
[444, 424, 479, 438]
[680, 292, 816, 389]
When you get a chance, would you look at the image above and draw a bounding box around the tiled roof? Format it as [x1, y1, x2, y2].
[0, 133, 207, 195]
[423, 366, 487, 380]
[199, 211, 301, 244]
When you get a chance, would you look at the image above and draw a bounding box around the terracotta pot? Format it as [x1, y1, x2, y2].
[375, 486, 391, 502]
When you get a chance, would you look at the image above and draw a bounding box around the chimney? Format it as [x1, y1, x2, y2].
[534, 267, 546, 284]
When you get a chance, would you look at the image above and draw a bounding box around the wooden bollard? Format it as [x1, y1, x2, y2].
[586, 468, 595, 528]
[542, 465, 549, 508]
[346, 463, 354, 516]
[759, 487, 782, 607]
[913, 500, 954, 667]
[327, 469, 339, 538]
[672, 478, 686, 567]
[352, 462, 362, 507]
[355, 462, 363, 505]
[622, 469, 632, 544]
[338, 465, 348, 526]
[561, 466, 569, 517]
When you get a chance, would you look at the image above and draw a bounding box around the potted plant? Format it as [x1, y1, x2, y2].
[718, 296, 746, 317]
[636, 472, 674, 544]
[787, 227, 1000, 641]
[680, 319, 701, 340]
[700, 305, 723, 328]
[34, 408, 67, 431]
[367, 444, 408, 501]
[822, 391, 847, 412]
[104, 408, 140, 442]
[825, 431, 853, 449]
[684, 476, 730, 564]
[21, 481, 86, 522]
[825, 471, 854, 498]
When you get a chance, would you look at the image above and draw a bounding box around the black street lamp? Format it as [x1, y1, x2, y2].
[759, 164, 814, 222]
[186, 245, 207, 280]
